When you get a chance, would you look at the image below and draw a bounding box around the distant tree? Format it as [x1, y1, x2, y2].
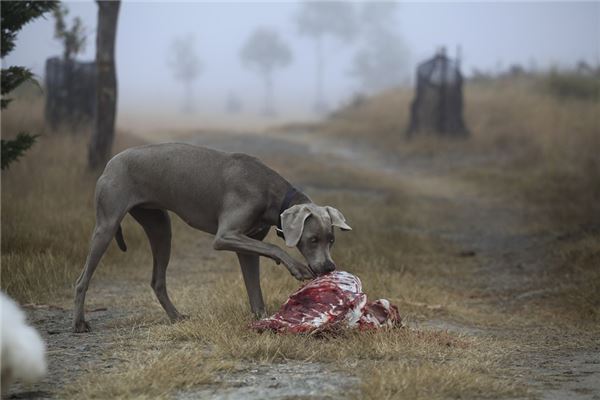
[1, 1, 57, 170]
[295, 1, 358, 113]
[53, 4, 87, 61]
[240, 28, 292, 116]
[88, 0, 120, 170]
[167, 34, 202, 113]
[351, 2, 409, 93]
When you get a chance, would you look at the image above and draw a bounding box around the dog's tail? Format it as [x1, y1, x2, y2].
[115, 225, 127, 252]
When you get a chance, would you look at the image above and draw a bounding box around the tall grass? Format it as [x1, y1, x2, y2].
[463, 81, 600, 239]
[542, 70, 600, 101]
[0, 134, 155, 303]
[1, 92, 151, 303]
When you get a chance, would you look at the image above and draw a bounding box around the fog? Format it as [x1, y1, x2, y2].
[5, 1, 599, 134]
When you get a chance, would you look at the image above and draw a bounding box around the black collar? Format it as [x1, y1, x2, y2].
[276, 187, 298, 239]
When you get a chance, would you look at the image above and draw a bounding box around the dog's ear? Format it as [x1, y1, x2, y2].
[325, 206, 352, 231]
[281, 205, 312, 247]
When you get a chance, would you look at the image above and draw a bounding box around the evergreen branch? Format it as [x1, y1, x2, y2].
[1, 133, 39, 170]
[1, 66, 34, 95]
[1, 66, 35, 110]
[1, 1, 58, 57]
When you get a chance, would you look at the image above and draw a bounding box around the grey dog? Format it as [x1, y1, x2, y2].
[73, 143, 352, 332]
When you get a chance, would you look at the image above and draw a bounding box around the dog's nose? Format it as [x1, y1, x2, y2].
[324, 262, 336, 273]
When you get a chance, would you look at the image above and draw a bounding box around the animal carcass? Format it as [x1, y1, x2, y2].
[250, 271, 401, 334]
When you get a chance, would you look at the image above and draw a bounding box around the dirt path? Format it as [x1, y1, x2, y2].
[10, 129, 599, 399]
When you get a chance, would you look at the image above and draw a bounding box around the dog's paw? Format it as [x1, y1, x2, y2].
[285, 260, 314, 281]
[253, 310, 268, 320]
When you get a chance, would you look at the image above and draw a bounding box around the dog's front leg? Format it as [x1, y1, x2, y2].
[213, 232, 314, 280]
[236, 252, 267, 318]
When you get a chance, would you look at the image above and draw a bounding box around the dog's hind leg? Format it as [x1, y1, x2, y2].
[130, 207, 184, 323]
[73, 212, 126, 333]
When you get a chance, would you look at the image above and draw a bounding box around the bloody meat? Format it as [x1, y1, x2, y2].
[250, 271, 401, 334]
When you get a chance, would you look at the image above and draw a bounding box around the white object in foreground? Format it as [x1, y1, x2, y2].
[0, 292, 47, 395]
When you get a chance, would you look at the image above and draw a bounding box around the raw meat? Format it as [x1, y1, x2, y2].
[250, 271, 401, 334]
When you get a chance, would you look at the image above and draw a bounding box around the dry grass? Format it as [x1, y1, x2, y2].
[358, 361, 520, 400]
[63, 178, 523, 398]
[301, 76, 600, 230]
[275, 87, 412, 152]
[71, 263, 521, 400]
[278, 75, 600, 329]
[464, 79, 600, 227]
[527, 232, 600, 325]
[1, 95, 152, 303]
[3, 77, 598, 398]
[2, 123, 520, 398]
[463, 80, 600, 328]
[10, 139, 518, 398]
[64, 344, 235, 399]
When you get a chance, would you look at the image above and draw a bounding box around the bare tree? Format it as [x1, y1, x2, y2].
[295, 1, 357, 113]
[53, 4, 86, 61]
[46, 4, 91, 132]
[240, 28, 292, 116]
[88, 0, 120, 170]
[167, 34, 202, 113]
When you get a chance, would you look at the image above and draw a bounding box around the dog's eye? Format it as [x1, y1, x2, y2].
[328, 237, 335, 244]
[310, 237, 318, 244]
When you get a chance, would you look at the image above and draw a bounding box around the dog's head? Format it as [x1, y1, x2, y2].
[280, 204, 351, 276]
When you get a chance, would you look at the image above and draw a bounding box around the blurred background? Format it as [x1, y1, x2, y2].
[5, 1, 598, 133]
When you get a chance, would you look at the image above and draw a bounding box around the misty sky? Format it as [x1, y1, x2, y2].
[4, 1, 599, 132]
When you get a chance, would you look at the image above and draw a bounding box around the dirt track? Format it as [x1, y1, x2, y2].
[9, 130, 600, 399]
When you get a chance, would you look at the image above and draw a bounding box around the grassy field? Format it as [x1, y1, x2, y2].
[287, 74, 600, 229]
[2, 74, 599, 399]
[279, 73, 600, 326]
[4, 133, 516, 399]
